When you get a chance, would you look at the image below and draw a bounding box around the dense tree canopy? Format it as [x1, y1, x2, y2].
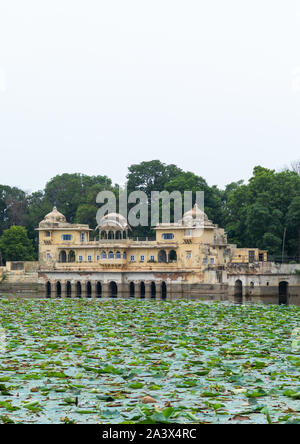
[0, 226, 35, 263]
[0, 162, 300, 262]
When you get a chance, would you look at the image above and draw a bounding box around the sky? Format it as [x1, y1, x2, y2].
[0, 0, 299, 193]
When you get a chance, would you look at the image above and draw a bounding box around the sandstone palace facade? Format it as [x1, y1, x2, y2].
[36, 206, 268, 300]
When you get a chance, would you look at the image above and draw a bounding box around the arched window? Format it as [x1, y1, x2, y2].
[116, 251, 121, 259]
[68, 250, 75, 262]
[101, 251, 107, 259]
[108, 251, 114, 259]
[59, 250, 67, 263]
[158, 250, 167, 263]
[169, 250, 177, 261]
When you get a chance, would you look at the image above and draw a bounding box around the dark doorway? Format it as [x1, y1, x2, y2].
[140, 282, 145, 298]
[130, 282, 135, 297]
[86, 281, 92, 298]
[151, 282, 156, 298]
[110, 281, 118, 298]
[279, 281, 289, 305]
[234, 280, 243, 304]
[66, 281, 71, 298]
[46, 281, 51, 298]
[56, 281, 61, 297]
[76, 281, 82, 298]
[161, 281, 167, 299]
[96, 282, 102, 298]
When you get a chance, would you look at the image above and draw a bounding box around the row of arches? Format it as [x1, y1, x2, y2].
[46, 280, 167, 299]
[158, 250, 177, 263]
[129, 281, 167, 298]
[59, 250, 75, 263]
[234, 279, 289, 305]
[58, 250, 177, 263]
[100, 230, 128, 239]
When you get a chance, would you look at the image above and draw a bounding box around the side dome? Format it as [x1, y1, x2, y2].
[39, 206, 66, 227]
[181, 203, 212, 227]
[96, 212, 131, 231]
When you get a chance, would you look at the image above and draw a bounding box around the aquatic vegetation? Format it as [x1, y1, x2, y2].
[0, 299, 299, 424]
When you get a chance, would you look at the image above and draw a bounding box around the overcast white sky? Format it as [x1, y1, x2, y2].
[0, 0, 299, 193]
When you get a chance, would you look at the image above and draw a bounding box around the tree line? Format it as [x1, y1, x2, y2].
[1, 160, 300, 264]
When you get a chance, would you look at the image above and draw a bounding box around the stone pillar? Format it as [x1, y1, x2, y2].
[61, 281, 67, 298]
[50, 282, 56, 298]
[145, 283, 151, 299]
[122, 282, 130, 298]
[91, 282, 97, 298]
[71, 283, 77, 298]
[102, 282, 110, 298]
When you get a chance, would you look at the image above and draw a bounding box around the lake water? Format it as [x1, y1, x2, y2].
[0, 298, 299, 424]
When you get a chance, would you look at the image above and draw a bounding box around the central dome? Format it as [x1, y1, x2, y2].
[97, 212, 130, 231]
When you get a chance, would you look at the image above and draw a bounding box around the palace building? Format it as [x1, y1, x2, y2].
[36, 205, 267, 299]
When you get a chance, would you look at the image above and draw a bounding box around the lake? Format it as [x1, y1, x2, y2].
[0, 299, 299, 424]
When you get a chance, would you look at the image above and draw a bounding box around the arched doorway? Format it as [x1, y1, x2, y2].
[161, 281, 167, 299]
[110, 281, 118, 298]
[46, 281, 51, 298]
[140, 282, 145, 298]
[86, 281, 92, 298]
[96, 282, 102, 298]
[66, 281, 71, 298]
[68, 250, 75, 262]
[130, 282, 135, 297]
[279, 281, 289, 305]
[59, 250, 67, 263]
[234, 280, 243, 304]
[76, 281, 82, 298]
[151, 282, 156, 298]
[158, 250, 167, 263]
[169, 250, 177, 262]
[56, 281, 61, 297]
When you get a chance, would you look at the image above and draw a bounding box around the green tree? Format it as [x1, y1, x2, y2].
[225, 166, 300, 257]
[287, 196, 300, 260]
[127, 160, 182, 199]
[44, 173, 113, 223]
[165, 171, 223, 225]
[0, 226, 35, 263]
[0, 185, 28, 235]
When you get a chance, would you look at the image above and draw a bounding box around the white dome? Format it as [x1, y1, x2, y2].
[41, 206, 66, 223]
[181, 204, 211, 227]
[97, 212, 130, 231]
